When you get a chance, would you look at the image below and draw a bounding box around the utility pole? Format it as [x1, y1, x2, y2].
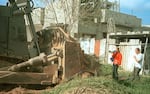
[105, 18, 116, 63]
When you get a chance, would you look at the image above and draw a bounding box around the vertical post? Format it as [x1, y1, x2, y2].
[105, 33, 109, 63]
[94, 40, 100, 57]
[118, 0, 120, 12]
[142, 37, 148, 75]
[25, 0, 41, 55]
[26, 13, 41, 54]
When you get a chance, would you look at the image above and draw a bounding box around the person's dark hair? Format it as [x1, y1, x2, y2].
[116, 47, 120, 52]
[117, 47, 119, 50]
[136, 48, 140, 52]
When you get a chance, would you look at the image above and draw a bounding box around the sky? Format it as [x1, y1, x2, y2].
[0, 0, 149, 25]
[118, 0, 150, 25]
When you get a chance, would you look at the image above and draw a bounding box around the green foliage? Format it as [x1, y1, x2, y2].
[43, 64, 150, 94]
[100, 64, 112, 76]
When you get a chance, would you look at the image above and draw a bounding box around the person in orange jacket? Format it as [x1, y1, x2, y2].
[111, 47, 122, 80]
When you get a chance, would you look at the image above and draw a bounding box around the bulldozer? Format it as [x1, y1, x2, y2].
[0, 0, 99, 85]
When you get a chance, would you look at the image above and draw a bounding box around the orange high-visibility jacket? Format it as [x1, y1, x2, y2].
[112, 52, 122, 65]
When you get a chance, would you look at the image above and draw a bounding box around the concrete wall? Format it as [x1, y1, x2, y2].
[78, 6, 141, 39]
[101, 9, 141, 28]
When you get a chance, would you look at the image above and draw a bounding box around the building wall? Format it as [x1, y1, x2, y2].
[101, 9, 141, 28]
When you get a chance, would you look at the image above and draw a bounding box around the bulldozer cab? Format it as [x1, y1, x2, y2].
[0, 0, 41, 60]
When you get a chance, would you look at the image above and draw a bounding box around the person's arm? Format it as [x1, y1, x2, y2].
[112, 52, 117, 58]
[134, 55, 142, 63]
[134, 56, 139, 63]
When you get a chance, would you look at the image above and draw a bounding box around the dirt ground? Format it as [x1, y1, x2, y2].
[0, 85, 51, 94]
[0, 64, 150, 94]
[0, 87, 38, 94]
